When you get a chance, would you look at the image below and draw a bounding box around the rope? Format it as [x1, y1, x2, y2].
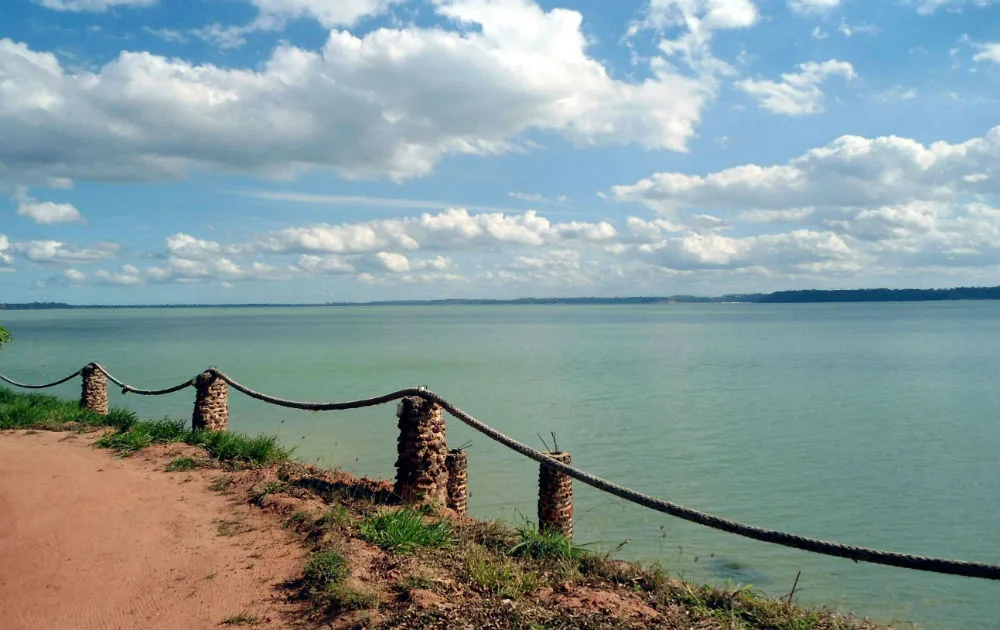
[0, 369, 82, 389]
[90, 363, 195, 396]
[211, 370, 1000, 581]
[3, 363, 999, 580]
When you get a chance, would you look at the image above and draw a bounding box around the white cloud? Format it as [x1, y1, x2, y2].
[63, 268, 87, 283]
[249, 0, 402, 29]
[789, 0, 842, 14]
[811, 27, 830, 40]
[736, 60, 856, 115]
[10, 241, 119, 265]
[14, 189, 82, 224]
[0, 235, 12, 268]
[0, 1, 711, 186]
[607, 126, 1000, 214]
[913, 0, 999, 15]
[637, 0, 759, 76]
[876, 85, 918, 102]
[973, 43, 1000, 63]
[31, 0, 155, 11]
[508, 192, 570, 205]
[837, 21, 879, 37]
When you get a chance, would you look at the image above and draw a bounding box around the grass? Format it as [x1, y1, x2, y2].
[0, 387, 137, 431]
[465, 546, 539, 599]
[220, 612, 259, 626]
[165, 456, 198, 472]
[360, 507, 455, 552]
[317, 504, 353, 529]
[302, 549, 379, 612]
[509, 521, 589, 560]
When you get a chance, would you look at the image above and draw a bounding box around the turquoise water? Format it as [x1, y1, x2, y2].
[2, 303, 998, 628]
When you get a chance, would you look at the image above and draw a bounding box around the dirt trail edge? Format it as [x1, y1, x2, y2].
[0, 430, 306, 630]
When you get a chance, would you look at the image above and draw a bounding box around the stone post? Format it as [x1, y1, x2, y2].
[538, 451, 574, 539]
[80, 363, 109, 415]
[445, 448, 468, 515]
[192, 371, 228, 432]
[394, 396, 448, 507]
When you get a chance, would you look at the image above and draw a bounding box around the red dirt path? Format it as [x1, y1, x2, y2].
[0, 430, 307, 630]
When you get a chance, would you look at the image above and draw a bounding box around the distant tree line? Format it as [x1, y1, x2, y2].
[758, 287, 1000, 303]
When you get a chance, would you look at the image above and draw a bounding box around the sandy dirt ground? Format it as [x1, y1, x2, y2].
[0, 430, 308, 630]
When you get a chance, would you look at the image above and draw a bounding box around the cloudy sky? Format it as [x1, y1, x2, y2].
[1, 0, 998, 303]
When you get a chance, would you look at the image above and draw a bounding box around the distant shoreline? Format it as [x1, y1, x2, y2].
[6, 285, 1000, 309]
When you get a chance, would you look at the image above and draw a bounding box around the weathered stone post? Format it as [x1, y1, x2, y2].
[80, 363, 108, 415]
[445, 448, 468, 515]
[192, 370, 228, 432]
[394, 396, 448, 507]
[538, 451, 574, 539]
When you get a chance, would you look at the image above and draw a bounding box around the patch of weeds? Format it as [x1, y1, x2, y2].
[509, 521, 589, 561]
[209, 476, 233, 492]
[579, 552, 645, 586]
[0, 388, 135, 430]
[165, 457, 198, 472]
[220, 612, 259, 626]
[400, 574, 434, 591]
[360, 507, 454, 552]
[217, 520, 255, 537]
[465, 546, 538, 599]
[249, 481, 286, 506]
[186, 430, 290, 467]
[95, 418, 188, 455]
[285, 511, 309, 529]
[302, 549, 376, 611]
[317, 504, 352, 529]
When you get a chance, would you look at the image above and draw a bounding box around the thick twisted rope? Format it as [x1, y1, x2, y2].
[90, 363, 195, 396]
[211, 369, 1000, 581]
[3, 364, 999, 580]
[0, 369, 82, 389]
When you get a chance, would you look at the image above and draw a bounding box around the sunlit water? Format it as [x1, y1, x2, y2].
[2, 303, 998, 628]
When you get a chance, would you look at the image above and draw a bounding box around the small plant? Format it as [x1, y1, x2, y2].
[186, 430, 290, 466]
[209, 476, 233, 492]
[249, 481, 285, 505]
[466, 547, 538, 599]
[285, 511, 309, 529]
[220, 611, 259, 626]
[165, 457, 197, 472]
[317, 504, 352, 529]
[302, 548, 378, 610]
[0, 325, 11, 349]
[509, 522, 588, 560]
[360, 507, 455, 552]
[95, 418, 188, 455]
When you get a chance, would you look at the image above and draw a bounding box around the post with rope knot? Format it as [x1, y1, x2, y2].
[80, 363, 109, 415]
[394, 395, 448, 507]
[538, 450, 574, 539]
[192, 370, 228, 432]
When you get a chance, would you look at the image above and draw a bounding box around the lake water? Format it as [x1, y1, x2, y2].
[1, 303, 998, 628]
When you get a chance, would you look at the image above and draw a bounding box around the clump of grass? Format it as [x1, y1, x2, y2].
[509, 522, 589, 560]
[466, 546, 539, 599]
[249, 481, 286, 505]
[0, 387, 134, 430]
[209, 476, 233, 492]
[360, 507, 455, 552]
[220, 612, 259, 626]
[96, 418, 188, 455]
[217, 520, 255, 537]
[301, 549, 376, 611]
[165, 457, 198, 472]
[317, 504, 352, 529]
[186, 430, 290, 466]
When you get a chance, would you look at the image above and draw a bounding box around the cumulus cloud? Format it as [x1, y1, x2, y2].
[0, 235, 12, 268]
[31, 0, 155, 11]
[14, 189, 82, 224]
[973, 43, 1000, 63]
[249, 0, 402, 29]
[10, 241, 119, 265]
[0, 0, 711, 187]
[789, 0, 842, 14]
[912, 0, 999, 15]
[508, 192, 570, 205]
[737, 60, 856, 115]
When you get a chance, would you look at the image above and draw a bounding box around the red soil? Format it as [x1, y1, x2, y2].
[0, 430, 306, 630]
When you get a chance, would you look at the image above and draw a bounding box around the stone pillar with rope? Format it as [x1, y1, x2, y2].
[80, 363, 109, 415]
[394, 394, 448, 507]
[445, 448, 468, 515]
[538, 450, 574, 539]
[192, 370, 228, 432]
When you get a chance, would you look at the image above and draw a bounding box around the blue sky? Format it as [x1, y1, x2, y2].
[1, 0, 998, 304]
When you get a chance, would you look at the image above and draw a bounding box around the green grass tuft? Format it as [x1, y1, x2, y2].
[509, 522, 589, 560]
[465, 546, 539, 599]
[360, 507, 455, 552]
[185, 430, 291, 466]
[302, 549, 378, 612]
[220, 611, 259, 626]
[0, 387, 131, 430]
[165, 457, 198, 472]
[95, 418, 188, 455]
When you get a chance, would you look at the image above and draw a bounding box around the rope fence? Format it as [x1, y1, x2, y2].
[1, 362, 998, 581]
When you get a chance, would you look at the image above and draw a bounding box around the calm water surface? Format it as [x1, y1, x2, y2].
[2, 303, 998, 628]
